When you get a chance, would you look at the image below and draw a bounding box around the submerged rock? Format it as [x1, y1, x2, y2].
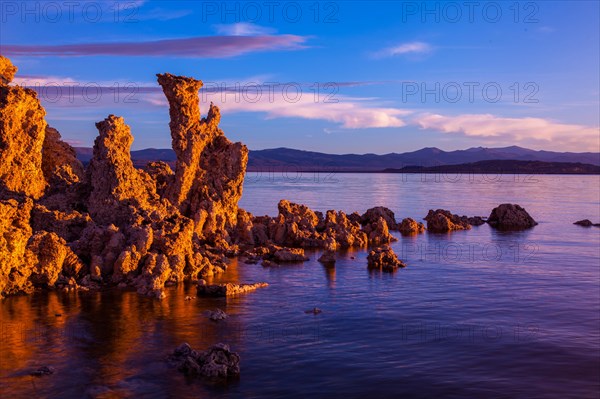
[318, 238, 337, 264]
[488, 204, 537, 230]
[466, 216, 486, 226]
[197, 281, 268, 297]
[305, 307, 322, 314]
[207, 309, 228, 321]
[367, 245, 406, 272]
[30, 366, 55, 376]
[169, 343, 240, 379]
[272, 247, 309, 262]
[573, 219, 594, 227]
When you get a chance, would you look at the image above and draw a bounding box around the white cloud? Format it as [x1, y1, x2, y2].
[372, 41, 432, 59]
[214, 23, 276, 37]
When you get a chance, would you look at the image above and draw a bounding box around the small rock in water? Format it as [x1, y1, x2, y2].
[487, 204, 537, 230]
[397, 218, 426, 235]
[197, 282, 268, 297]
[367, 245, 406, 272]
[54, 313, 62, 317]
[261, 259, 277, 267]
[30, 366, 55, 376]
[168, 343, 240, 379]
[574, 219, 593, 227]
[207, 309, 228, 321]
[304, 307, 322, 314]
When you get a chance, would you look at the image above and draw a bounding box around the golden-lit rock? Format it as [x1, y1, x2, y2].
[424, 209, 472, 233]
[27, 231, 83, 286]
[0, 198, 36, 296]
[367, 245, 406, 272]
[87, 115, 162, 226]
[0, 55, 17, 85]
[157, 73, 248, 241]
[197, 281, 268, 297]
[361, 206, 397, 230]
[398, 218, 426, 235]
[0, 75, 48, 198]
[42, 126, 84, 189]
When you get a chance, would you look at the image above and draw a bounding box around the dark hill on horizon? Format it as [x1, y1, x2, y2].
[74, 145, 600, 172]
[384, 160, 600, 175]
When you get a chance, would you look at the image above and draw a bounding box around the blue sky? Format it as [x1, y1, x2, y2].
[1, 0, 599, 153]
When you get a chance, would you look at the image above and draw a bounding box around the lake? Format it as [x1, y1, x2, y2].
[1, 174, 599, 398]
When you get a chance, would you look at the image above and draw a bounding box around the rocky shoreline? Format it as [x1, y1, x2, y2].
[0, 55, 552, 302]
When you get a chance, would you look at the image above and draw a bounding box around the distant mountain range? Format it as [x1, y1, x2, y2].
[74, 145, 600, 173]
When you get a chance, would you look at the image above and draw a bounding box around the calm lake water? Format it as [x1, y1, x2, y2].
[1, 174, 599, 398]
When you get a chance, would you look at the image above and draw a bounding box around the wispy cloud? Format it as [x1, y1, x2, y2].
[214, 23, 276, 36]
[372, 41, 433, 59]
[146, 92, 409, 129]
[2, 35, 309, 58]
[139, 8, 193, 21]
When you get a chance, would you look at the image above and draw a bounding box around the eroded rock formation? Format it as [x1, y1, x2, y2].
[0, 56, 245, 298]
[157, 73, 248, 242]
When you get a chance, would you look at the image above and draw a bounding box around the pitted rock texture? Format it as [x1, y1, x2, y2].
[157, 73, 248, 241]
[0, 60, 48, 199]
[87, 114, 162, 227]
[0, 198, 36, 295]
[0, 55, 17, 85]
[42, 126, 84, 189]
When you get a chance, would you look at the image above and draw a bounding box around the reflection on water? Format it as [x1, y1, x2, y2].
[1, 175, 599, 398]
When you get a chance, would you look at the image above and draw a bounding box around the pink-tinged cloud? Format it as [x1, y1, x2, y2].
[414, 113, 600, 151]
[1, 35, 308, 58]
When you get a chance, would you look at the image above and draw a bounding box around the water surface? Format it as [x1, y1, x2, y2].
[1, 174, 599, 398]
